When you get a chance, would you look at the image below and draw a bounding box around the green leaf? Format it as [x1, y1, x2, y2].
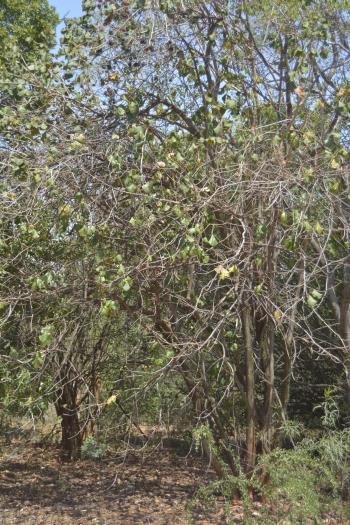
[100, 299, 117, 317]
[311, 289, 322, 300]
[207, 234, 218, 247]
[307, 295, 318, 309]
[39, 325, 54, 347]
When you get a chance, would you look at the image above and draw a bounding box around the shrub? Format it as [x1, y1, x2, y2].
[81, 436, 107, 460]
[259, 429, 350, 523]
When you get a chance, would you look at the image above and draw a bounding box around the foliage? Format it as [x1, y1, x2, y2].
[0, 0, 57, 62]
[260, 430, 350, 523]
[81, 436, 108, 460]
[0, 0, 58, 118]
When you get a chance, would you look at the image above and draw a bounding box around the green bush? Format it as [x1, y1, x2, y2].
[259, 429, 350, 523]
[81, 436, 107, 460]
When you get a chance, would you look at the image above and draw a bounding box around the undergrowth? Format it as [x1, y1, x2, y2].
[192, 425, 350, 524]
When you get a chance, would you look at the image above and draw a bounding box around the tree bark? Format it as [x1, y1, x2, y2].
[260, 319, 274, 453]
[339, 256, 350, 406]
[60, 406, 82, 460]
[242, 294, 256, 474]
[55, 383, 82, 460]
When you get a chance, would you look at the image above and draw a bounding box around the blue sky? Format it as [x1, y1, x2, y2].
[49, 0, 83, 44]
[50, 0, 82, 19]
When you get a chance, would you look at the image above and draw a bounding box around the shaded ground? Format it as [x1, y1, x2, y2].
[0, 443, 234, 525]
[0, 442, 347, 524]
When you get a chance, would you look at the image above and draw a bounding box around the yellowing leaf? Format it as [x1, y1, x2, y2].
[314, 221, 323, 235]
[229, 264, 239, 275]
[273, 309, 282, 321]
[108, 72, 119, 82]
[215, 264, 230, 280]
[295, 86, 305, 98]
[106, 394, 117, 405]
[254, 283, 263, 294]
[337, 87, 349, 98]
[330, 158, 339, 169]
[280, 211, 288, 225]
[59, 205, 72, 216]
[303, 167, 314, 181]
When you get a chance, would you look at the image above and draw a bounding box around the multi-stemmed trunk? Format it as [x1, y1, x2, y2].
[55, 382, 82, 460]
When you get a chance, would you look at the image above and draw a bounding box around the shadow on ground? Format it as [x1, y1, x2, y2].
[0, 444, 229, 524]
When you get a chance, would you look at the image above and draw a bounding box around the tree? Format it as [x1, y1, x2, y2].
[2, 0, 350, 477]
[0, 0, 58, 429]
[45, 0, 349, 471]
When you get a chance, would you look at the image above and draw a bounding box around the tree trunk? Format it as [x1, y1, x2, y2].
[280, 258, 304, 419]
[55, 383, 82, 460]
[280, 344, 292, 415]
[261, 319, 274, 453]
[242, 295, 256, 474]
[339, 255, 350, 406]
[60, 405, 82, 460]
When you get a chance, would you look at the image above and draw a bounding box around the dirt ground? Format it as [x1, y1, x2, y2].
[0, 442, 347, 524]
[0, 443, 238, 525]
